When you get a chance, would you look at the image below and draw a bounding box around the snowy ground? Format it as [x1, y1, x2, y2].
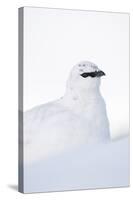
[24, 136, 129, 193]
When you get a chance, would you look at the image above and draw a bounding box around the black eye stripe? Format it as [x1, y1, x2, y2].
[80, 72, 98, 78]
[80, 71, 105, 78]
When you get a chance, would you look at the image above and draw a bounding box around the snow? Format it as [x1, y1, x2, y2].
[24, 136, 129, 193]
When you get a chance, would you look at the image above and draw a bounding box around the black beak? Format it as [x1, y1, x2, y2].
[80, 70, 106, 78]
[96, 70, 106, 77]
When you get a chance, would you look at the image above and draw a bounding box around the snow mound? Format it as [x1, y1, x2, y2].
[24, 136, 129, 193]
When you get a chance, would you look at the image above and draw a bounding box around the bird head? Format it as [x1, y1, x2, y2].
[67, 61, 105, 93]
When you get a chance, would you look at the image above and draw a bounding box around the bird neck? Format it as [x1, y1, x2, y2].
[61, 87, 102, 111]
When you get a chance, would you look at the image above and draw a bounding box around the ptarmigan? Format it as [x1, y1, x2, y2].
[24, 61, 110, 163]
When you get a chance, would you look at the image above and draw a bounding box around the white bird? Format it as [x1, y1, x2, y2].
[24, 61, 110, 163]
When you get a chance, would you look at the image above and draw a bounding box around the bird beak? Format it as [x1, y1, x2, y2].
[96, 70, 106, 77]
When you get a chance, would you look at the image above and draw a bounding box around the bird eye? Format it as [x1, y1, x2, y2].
[83, 64, 85, 66]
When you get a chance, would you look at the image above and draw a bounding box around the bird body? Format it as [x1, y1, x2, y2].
[24, 61, 110, 163]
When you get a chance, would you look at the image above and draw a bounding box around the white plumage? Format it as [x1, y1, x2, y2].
[24, 61, 110, 163]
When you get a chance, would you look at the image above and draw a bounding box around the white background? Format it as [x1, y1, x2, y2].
[0, 0, 132, 199]
[24, 7, 129, 139]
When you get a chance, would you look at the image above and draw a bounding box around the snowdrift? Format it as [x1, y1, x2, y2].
[24, 136, 129, 193]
